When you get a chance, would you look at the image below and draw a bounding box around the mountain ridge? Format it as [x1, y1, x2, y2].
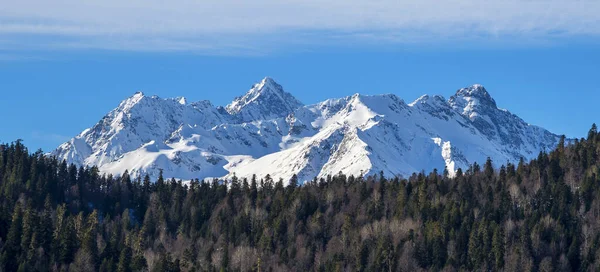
[52, 77, 562, 183]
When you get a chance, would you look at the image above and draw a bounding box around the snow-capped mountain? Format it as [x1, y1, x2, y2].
[52, 77, 562, 183]
[225, 77, 304, 123]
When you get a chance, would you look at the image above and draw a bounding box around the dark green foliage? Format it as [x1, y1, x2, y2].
[0, 124, 600, 270]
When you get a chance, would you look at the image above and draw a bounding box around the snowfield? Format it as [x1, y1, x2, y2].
[52, 77, 562, 184]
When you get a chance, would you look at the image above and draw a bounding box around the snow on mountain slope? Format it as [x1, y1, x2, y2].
[449, 85, 559, 159]
[226, 77, 304, 123]
[54, 92, 226, 167]
[52, 78, 563, 183]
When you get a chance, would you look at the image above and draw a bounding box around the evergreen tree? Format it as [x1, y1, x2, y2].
[492, 226, 505, 270]
[1, 203, 23, 271]
[117, 246, 132, 272]
[589, 123, 598, 141]
[288, 174, 298, 190]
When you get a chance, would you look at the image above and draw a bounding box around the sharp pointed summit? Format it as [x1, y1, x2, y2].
[451, 84, 496, 107]
[455, 84, 494, 103]
[448, 84, 498, 121]
[226, 77, 303, 122]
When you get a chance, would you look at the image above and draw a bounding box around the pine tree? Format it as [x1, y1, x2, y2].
[117, 246, 132, 272]
[589, 123, 598, 141]
[395, 182, 407, 218]
[53, 204, 76, 265]
[492, 226, 504, 270]
[250, 175, 258, 207]
[468, 222, 482, 269]
[1, 203, 23, 271]
[288, 174, 298, 190]
[131, 253, 148, 272]
[20, 204, 36, 256]
[484, 157, 494, 180]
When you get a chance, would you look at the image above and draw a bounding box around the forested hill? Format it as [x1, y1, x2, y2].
[0, 124, 599, 271]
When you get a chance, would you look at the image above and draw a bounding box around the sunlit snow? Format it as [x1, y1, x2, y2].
[52, 78, 562, 184]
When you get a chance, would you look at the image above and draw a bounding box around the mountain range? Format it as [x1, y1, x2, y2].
[52, 77, 562, 183]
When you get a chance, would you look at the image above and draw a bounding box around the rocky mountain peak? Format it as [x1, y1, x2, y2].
[451, 84, 496, 106]
[448, 84, 498, 121]
[225, 77, 304, 122]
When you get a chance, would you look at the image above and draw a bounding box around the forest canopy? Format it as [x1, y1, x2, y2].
[1, 124, 600, 271]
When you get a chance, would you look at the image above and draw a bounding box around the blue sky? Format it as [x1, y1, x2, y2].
[1, 0, 599, 152]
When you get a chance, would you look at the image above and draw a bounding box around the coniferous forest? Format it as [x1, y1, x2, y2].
[2, 125, 600, 271]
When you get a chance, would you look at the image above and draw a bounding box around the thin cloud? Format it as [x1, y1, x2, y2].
[0, 0, 599, 53]
[0, 52, 51, 61]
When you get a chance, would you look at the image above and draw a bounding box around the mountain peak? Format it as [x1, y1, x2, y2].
[117, 91, 149, 112]
[226, 77, 303, 122]
[128, 91, 146, 102]
[251, 76, 284, 96]
[448, 84, 499, 121]
[453, 84, 496, 108]
[261, 76, 276, 85]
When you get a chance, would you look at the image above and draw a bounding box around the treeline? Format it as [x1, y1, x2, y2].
[1, 125, 600, 271]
